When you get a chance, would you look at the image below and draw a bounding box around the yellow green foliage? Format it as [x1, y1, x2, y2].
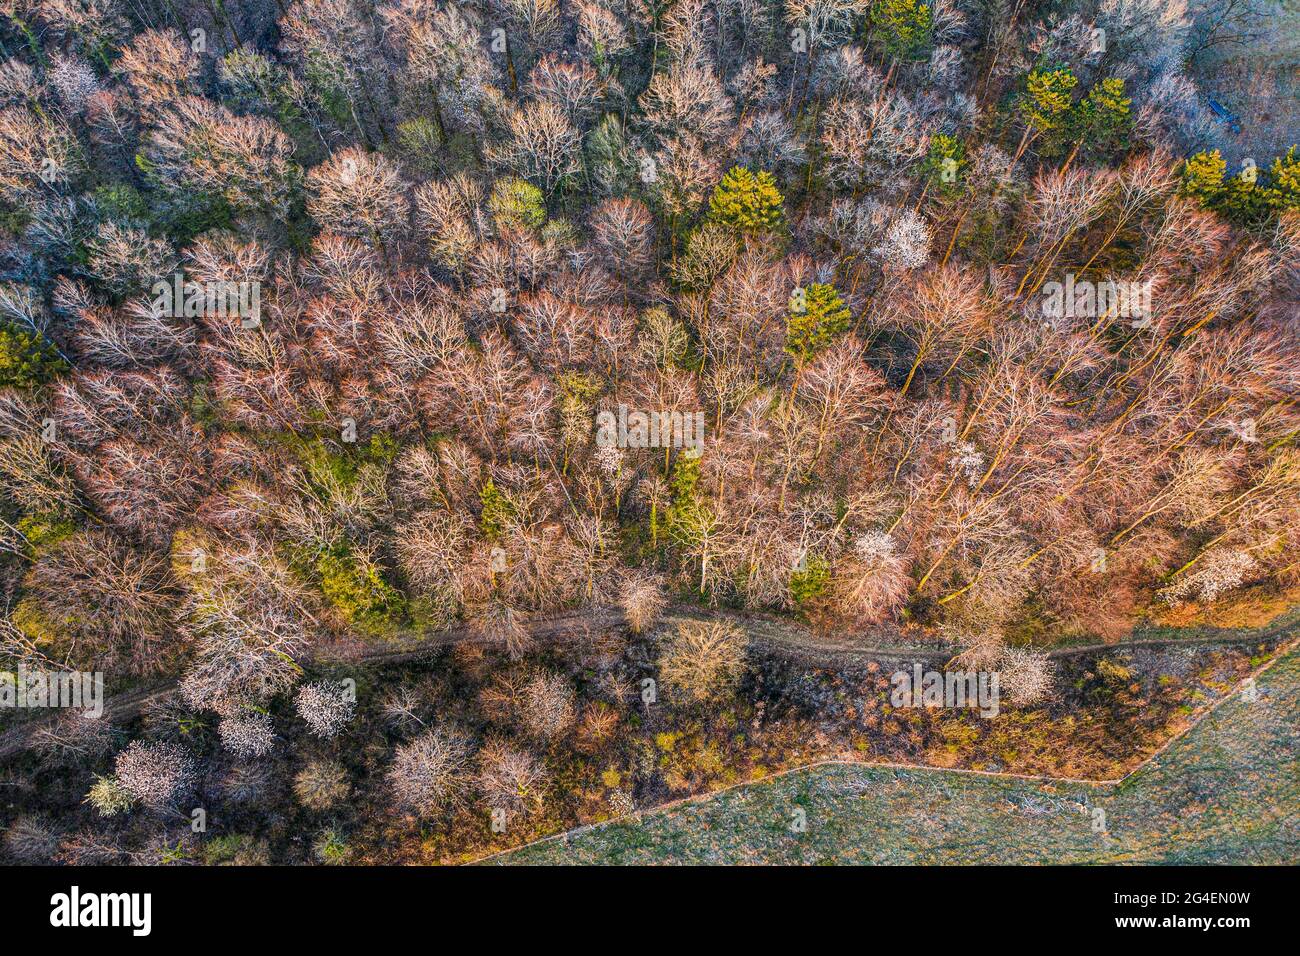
[785, 283, 851, 362]
[707, 166, 785, 235]
[12, 597, 62, 647]
[1020, 67, 1078, 135]
[1071, 78, 1132, 155]
[1180, 149, 1228, 203]
[478, 480, 515, 542]
[1096, 657, 1133, 684]
[1180, 146, 1300, 226]
[0, 324, 65, 389]
[790, 555, 830, 605]
[316, 544, 404, 633]
[489, 176, 546, 231]
[922, 133, 965, 195]
[1267, 146, 1300, 212]
[15, 513, 75, 556]
[870, 0, 935, 60]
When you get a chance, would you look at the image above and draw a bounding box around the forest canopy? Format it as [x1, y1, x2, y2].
[0, 0, 1296, 863]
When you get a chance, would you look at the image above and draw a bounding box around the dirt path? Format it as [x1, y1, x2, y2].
[2, 602, 1292, 763]
[0, 606, 623, 762]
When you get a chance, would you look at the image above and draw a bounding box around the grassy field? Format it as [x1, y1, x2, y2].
[494, 647, 1300, 864]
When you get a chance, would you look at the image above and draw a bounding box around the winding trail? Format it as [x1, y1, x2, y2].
[0, 606, 621, 761]
[1, 602, 1292, 763]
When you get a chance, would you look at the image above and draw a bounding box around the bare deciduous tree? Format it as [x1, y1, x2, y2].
[658, 619, 747, 705]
